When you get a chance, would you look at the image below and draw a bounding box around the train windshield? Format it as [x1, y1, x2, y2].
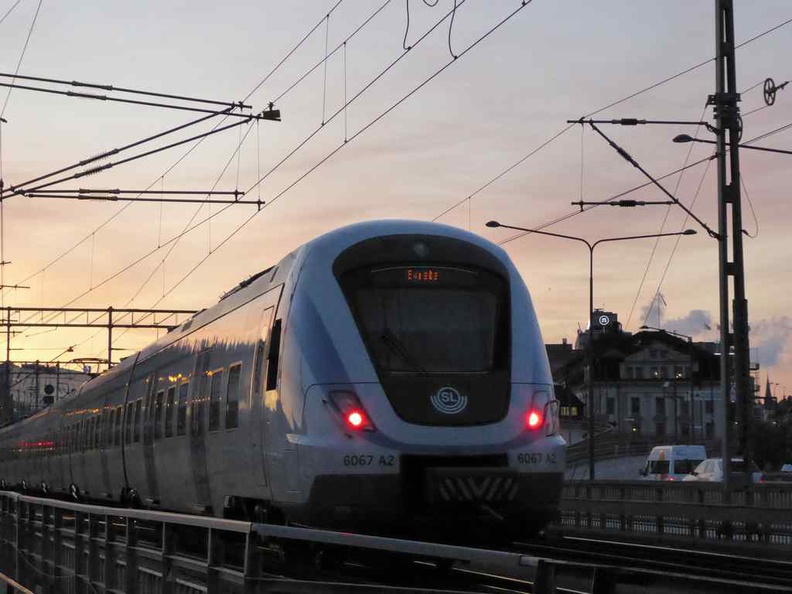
[345, 266, 505, 373]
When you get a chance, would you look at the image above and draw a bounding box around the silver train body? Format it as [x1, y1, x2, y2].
[0, 221, 565, 536]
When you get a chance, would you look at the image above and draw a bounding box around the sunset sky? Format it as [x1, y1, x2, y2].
[1, 1, 790, 397]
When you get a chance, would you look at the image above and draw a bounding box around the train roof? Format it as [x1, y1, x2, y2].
[40, 220, 510, 409]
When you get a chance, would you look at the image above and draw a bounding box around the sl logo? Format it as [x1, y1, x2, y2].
[431, 386, 467, 415]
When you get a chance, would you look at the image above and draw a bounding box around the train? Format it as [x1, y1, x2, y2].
[0, 220, 565, 539]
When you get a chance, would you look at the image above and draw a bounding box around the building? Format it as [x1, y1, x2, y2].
[0, 362, 94, 424]
[548, 319, 731, 443]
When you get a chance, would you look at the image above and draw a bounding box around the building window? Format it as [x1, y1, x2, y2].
[705, 422, 715, 439]
[606, 398, 615, 415]
[655, 396, 665, 416]
[705, 399, 714, 415]
[650, 367, 659, 379]
[681, 400, 690, 415]
[674, 365, 685, 379]
[631, 397, 640, 416]
[655, 422, 666, 437]
[635, 367, 644, 379]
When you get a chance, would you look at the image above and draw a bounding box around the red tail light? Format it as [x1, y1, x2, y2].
[328, 391, 375, 432]
[526, 409, 543, 429]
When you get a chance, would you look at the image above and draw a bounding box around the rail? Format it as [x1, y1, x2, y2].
[554, 480, 792, 555]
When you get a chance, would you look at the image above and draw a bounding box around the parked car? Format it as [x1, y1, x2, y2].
[683, 458, 764, 483]
[782, 463, 792, 473]
[639, 445, 706, 481]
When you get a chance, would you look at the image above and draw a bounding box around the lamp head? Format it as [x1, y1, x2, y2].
[485, 220, 501, 228]
[673, 134, 695, 143]
[682, 229, 697, 235]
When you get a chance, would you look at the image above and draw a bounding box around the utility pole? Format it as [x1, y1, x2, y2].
[712, 0, 752, 493]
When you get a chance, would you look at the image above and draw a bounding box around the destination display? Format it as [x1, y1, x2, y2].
[369, 266, 479, 287]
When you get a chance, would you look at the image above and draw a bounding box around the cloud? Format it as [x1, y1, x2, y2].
[665, 309, 714, 338]
[661, 310, 792, 370]
[750, 317, 792, 368]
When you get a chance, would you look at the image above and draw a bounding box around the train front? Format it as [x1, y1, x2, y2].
[285, 221, 565, 539]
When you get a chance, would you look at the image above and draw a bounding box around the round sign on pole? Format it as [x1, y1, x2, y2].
[44, 384, 55, 395]
[599, 315, 611, 327]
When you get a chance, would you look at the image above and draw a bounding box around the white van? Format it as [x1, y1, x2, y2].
[640, 445, 706, 481]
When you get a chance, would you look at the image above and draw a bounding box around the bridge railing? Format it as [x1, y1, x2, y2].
[554, 480, 792, 554]
[0, 491, 261, 594]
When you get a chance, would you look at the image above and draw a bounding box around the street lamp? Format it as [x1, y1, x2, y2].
[486, 220, 697, 479]
[673, 134, 792, 156]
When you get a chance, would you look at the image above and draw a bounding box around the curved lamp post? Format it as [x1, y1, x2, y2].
[486, 220, 697, 479]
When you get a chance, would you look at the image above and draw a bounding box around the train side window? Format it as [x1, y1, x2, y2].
[192, 352, 211, 437]
[94, 416, 101, 450]
[115, 405, 122, 446]
[107, 410, 115, 447]
[133, 400, 142, 443]
[226, 364, 241, 430]
[177, 383, 188, 436]
[165, 386, 176, 438]
[265, 319, 282, 391]
[208, 369, 224, 432]
[126, 402, 134, 444]
[154, 390, 164, 440]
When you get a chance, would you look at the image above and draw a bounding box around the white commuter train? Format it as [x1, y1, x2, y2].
[0, 220, 565, 538]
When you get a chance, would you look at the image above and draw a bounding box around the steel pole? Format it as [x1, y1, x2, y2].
[714, 0, 751, 493]
[588, 246, 595, 480]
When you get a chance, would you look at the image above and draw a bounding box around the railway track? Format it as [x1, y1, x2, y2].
[513, 534, 792, 592]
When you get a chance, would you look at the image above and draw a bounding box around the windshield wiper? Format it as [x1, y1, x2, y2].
[380, 329, 426, 373]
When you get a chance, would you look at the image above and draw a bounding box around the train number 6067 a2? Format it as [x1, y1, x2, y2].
[343, 454, 374, 466]
[517, 452, 556, 465]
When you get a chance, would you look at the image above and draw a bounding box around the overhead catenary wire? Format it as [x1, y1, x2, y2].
[95, 0, 539, 359]
[0, 71, 251, 109]
[10, 8, 792, 360]
[435, 15, 792, 224]
[0, 81, 263, 119]
[6, 0, 363, 310]
[78, 122, 261, 352]
[0, 0, 43, 120]
[244, 0, 480, 196]
[624, 104, 710, 329]
[10, 116, 259, 198]
[2, 0, 360, 330]
[0, 1, 23, 28]
[1, 107, 237, 199]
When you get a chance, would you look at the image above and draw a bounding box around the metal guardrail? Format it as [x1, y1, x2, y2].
[0, 490, 786, 593]
[555, 480, 792, 553]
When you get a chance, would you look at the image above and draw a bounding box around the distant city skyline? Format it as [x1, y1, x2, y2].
[0, 1, 790, 395]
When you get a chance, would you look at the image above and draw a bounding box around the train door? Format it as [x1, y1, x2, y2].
[189, 349, 213, 511]
[252, 305, 276, 490]
[141, 373, 160, 504]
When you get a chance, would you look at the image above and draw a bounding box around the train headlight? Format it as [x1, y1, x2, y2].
[328, 390, 376, 432]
